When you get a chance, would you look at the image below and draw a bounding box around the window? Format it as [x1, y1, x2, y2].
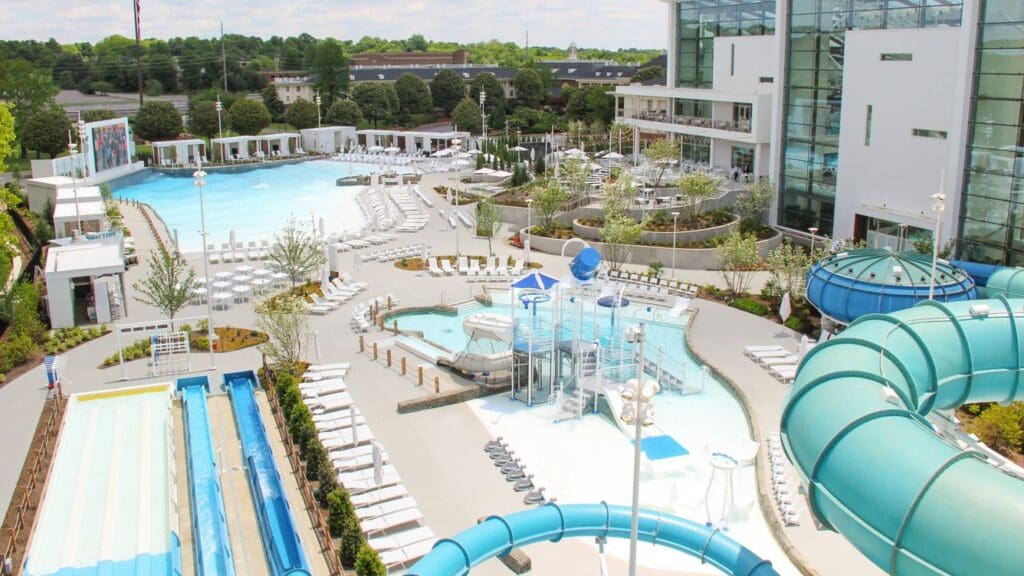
[730, 43, 736, 76]
[865, 105, 873, 146]
[881, 53, 913, 61]
[759, 76, 774, 83]
[912, 129, 948, 139]
[733, 103, 752, 122]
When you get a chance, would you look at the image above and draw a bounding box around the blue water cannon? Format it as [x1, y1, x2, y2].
[569, 247, 602, 282]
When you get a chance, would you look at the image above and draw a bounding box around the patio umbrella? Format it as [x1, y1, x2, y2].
[797, 334, 810, 361]
[251, 277, 270, 293]
[511, 145, 528, 152]
[597, 286, 630, 328]
[229, 230, 236, 250]
[214, 271, 232, 280]
[253, 268, 271, 277]
[511, 271, 560, 291]
[372, 441, 383, 486]
[211, 280, 231, 290]
[604, 152, 624, 159]
[368, 145, 384, 152]
[384, 146, 401, 154]
[779, 292, 792, 323]
[232, 274, 252, 284]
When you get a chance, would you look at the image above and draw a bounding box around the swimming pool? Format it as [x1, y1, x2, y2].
[392, 295, 799, 574]
[115, 160, 378, 253]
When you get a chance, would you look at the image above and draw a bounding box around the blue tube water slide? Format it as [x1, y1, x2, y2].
[177, 375, 236, 576]
[407, 502, 778, 576]
[224, 370, 311, 576]
[781, 297, 1024, 575]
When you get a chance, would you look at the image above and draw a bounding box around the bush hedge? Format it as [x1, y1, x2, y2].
[728, 297, 770, 316]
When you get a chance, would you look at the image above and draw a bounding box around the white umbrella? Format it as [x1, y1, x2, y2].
[451, 158, 471, 167]
[372, 441, 383, 486]
[229, 229, 236, 249]
[368, 145, 384, 152]
[797, 334, 810, 361]
[511, 145, 528, 152]
[604, 152, 624, 160]
[235, 265, 254, 273]
[384, 146, 401, 154]
[251, 277, 270, 293]
[779, 292, 792, 323]
[211, 280, 231, 290]
[232, 274, 252, 284]
[431, 148, 453, 157]
[253, 268, 271, 277]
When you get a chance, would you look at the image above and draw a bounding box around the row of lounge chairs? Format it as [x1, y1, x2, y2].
[606, 269, 699, 297]
[360, 243, 430, 262]
[209, 240, 270, 264]
[364, 189, 398, 232]
[348, 295, 399, 333]
[306, 276, 369, 315]
[744, 345, 802, 382]
[300, 364, 436, 569]
[389, 188, 430, 233]
[427, 256, 524, 279]
[331, 235, 396, 251]
[767, 433, 801, 527]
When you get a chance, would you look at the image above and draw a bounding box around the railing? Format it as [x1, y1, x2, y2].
[622, 113, 752, 133]
[1, 388, 66, 571]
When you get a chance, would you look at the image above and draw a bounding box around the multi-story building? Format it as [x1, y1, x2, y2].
[619, 1, 1024, 264]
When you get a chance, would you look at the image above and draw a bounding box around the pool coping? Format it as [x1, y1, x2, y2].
[683, 306, 819, 576]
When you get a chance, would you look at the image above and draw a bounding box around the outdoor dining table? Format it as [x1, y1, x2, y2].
[233, 274, 252, 284]
[251, 277, 271, 294]
[270, 272, 289, 287]
[192, 286, 208, 304]
[211, 280, 231, 290]
[214, 271, 233, 280]
[194, 276, 208, 285]
[236, 265, 255, 274]
[252, 268, 271, 277]
[212, 292, 232, 309]
[232, 285, 252, 302]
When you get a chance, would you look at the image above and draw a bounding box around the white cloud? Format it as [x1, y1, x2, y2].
[6, 0, 667, 50]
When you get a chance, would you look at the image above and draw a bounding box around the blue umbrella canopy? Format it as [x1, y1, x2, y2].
[597, 294, 630, 308]
[512, 271, 560, 291]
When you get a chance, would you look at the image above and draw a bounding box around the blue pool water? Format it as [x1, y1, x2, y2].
[115, 160, 376, 252]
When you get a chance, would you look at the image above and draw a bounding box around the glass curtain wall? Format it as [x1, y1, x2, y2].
[677, 1, 777, 89]
[779, 0, 963, 235]
[959, 0, 1024, 264]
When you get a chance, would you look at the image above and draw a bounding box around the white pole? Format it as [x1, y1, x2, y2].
[929, 172, 946, 301]
[671, 212, 680, 281]
[627, 325, 646, 576]
[195, 163, 217, 369]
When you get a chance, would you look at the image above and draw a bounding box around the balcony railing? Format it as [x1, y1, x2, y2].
[623, 112, 752, 133]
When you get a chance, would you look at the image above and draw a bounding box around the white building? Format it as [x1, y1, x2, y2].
[44, 234, 127, 328]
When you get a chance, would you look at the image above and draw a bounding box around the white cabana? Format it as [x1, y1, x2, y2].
[257, 133, 302, 159]
[211, 135, 258, 162]
[357, 129, 470, 155]
[44, 234, 127, 328]
[53, 200, 106, 238]
[151, 139, 206, 167]
[301, 126, 357, 153]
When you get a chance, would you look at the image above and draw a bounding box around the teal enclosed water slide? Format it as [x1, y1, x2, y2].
[407, 502, 778, 576]
[782, 296, 1024, 575]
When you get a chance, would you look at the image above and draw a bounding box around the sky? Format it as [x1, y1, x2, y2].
[5, 0, 668, 50]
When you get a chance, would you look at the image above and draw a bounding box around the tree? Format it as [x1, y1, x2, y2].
[602, 214, 644, 272]
[469, 72, 505, 111]
[88, 81, 114, 95]
[559, 157, 589, 198]
[352, 83, 397, 127]
[734, 177, 775, 232]
[475, 198, 504, 255]
[404, 34, 428, 52]
[189, 101, 220, 138]
[339, 517, 364, 568]
[716, 232, 761, 295]
[144, 79, 164, 96]
[355, 545, 387, 576]
[268, 218, 326, 286]
[134, 101, 183, 141]
[0, 59, 59, 147]
[431, 69, 465, 115]
[0, 103, 14, 173]
[534, 153, 545, 176]
[21, 110, 69, 158]
[514, 68, 545, 108]
[286, 98, 320, 130]
[315, 38, 349, 108]
[394, 73, 432, 118]
[304, 438, 326, 481]
[255, 294, 310, 368]
[132, 251, 196, 322]
[82, 109, 117, 123]
[228, 98, 271, 135]
[631, 65, 665, 83]
[679, 171, 722, 221]
[327, 488, 355, 538]
[145, 52, 179, 92]
[324, 99, 363, 126]
[766, 241, 812, 305]
[450, 99, 482, 134]
[288, 403, 316, 457]
[645, 138, 680, 186]
[531, 180, 570, 232]
[260, 85, 286, 123]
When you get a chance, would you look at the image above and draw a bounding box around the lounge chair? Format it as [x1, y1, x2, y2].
[300, 380, 347, 398]
[303, 369, 348, 381]
[305, 303, 333, 315]
[440, 259, 455, 276]
[310, 294, 340, 309]
[353, 485, 410, 509]
[468, 259, 481, 276]
[360, 507, 422, 534]
[355, 496, 418, 521]
[320, 424, 374, 448]
[319, 285, 351, 303]
[317, 413, 367, 433]
[344, 471, 403, 494]
[428, 257, 443, 277]
[379, 539, 436, 568]
[744, 345, 787, 356]
[332, 448, 388, 471]
[339, 273, 369, 291]
[368, 525, 435, 552]
[509, 259, 524, 276]
[770, 364, 799, 382]
[760, 355, 800, 366]
[669, 297, 690, 318]
[306, 362, 352, 373]
[306, 392, 354, 414]
[457, 256, 470, 275]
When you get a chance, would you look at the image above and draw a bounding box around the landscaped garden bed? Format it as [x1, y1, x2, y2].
[100, 324, 267, 367]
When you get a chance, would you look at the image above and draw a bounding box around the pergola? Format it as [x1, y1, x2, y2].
[256, 133, 302, 158]
[211, 136, 258, 162]
[151, 139, 206, 167]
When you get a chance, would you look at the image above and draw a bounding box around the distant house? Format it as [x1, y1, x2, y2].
[349, 50, 470, 66]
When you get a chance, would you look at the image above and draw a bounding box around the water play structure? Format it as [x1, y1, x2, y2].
[177, 375, 235, 576]
[782, 296, 1024, 575]
[405, 502, 779, 576]
[225, 370, 311, 576]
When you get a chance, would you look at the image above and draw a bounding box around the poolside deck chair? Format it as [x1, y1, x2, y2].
[300, 380, 347, 398]
[338, 273, 368, 291]
[209, 251, 221, 265]
[309, 294, 339, 309]
[509, 259, 524, 276]
[345, 471, 403, 494]
[355, 497, 419, 521]
[669, 297, 690, 318]
[458, 256, 470, 275]
[770, 364, 799, 382]
[368, 526, 435, 552]
[440, 259, 455, 276]
[306, 392, 354, 413]
[306, 362, 352, 373]
[317, 413, 367, 433]
[305, 303, 333, 315]
[468, 259, 480, 277]
[320, 424, 374, 447]
[303, 369, 348, 382]
[319, 285, 351, 303]
[380, 539, 436, 569]
[428, 257, 443, 277]
[353, 485, 409, 510]
[760, 355, 800, 367]
[744, 345, 787, 356]
[332, 449, 388, 472]
[313, 406, 361, 424]
[360, 507, 422, 534]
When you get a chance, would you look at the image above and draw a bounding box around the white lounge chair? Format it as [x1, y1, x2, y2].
[352, 484, 409, 509]
[306, 303, 333, 315]
[440, 259, 456, 276]
[303, 369, 349, 381]
[343, 470, 402, 493]
[317, 413, 367, 433]
[360, 507, 422, 534]
[457, 256, 470, 276]
[300, 380, 347, 398]
[368, 525, 435, 552]
[428, 257, 443, 277]
[379, 539, 436, 568]
[320, 424, 374, 449]
[306, 362, 352, 373]
[355, 496, 418, 521]
[669, 297, 690, 318]
[468, 259, 481, 276]
[306, 392, 354, 413]
[760, 355, 800, 366]
[744, 345, 787, 356]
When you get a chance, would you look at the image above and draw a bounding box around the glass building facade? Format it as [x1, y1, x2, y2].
[778, 0, 963, 235]
[958, 0, 1024, 264]
[676, 1, 777, 89]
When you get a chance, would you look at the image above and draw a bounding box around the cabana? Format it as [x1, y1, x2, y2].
[151, 139, 206, 167]
[356, 129, 470, 155]
[301, 126, 357, 153]
[211, 136, 258, 162]
[53, 199, 106, 238]
[44, 234, 127, 327]
[256, 133, 302, 159]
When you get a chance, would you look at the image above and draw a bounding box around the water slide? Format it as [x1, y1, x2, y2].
[781, 297, 1024, 575]
[406, 502, 778, 576]
[177, 376, 236, 576]
[224, 370, 311, 576]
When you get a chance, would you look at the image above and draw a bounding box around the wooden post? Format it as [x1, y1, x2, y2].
[386, 348, 392, 368]
[434, 376, 440, 393]
[372, 342, 378, 360]
[359, 334, 365, 352]
[418, 366, 424, 386]
[387, 295, 393, 310]
[401, 357, 407, 375]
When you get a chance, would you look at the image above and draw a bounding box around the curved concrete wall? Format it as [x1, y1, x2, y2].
[572, 217, 739, 246]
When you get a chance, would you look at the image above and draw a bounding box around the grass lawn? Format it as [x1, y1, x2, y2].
[2, 156, 31, 174]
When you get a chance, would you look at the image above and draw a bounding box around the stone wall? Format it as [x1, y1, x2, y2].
[571, 217, 739, 246]
[523, 227, 782, 270]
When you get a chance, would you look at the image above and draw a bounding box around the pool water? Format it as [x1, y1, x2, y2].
[114, 160, 378, 252]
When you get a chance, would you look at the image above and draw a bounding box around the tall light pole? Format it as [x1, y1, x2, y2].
[619, 324, 658, 576]
[314, 93, 322, 129]
[671, 211, 680, 281]
[215, 97, 223, 139]
[194, 163, 217, 368]
[525, 197, 533, 265]
[808, 226, 818, 256]
[479, 90, 487, 151]
[929, 189, 946, 301]
[452, 137, 462, 258]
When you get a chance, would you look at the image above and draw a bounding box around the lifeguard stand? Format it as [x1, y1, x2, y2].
[150, 331, 191, 376]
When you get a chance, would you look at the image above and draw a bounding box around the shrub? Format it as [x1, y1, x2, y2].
[287, 403, 315, 456]
[316, 455, 339, 507]
[278, 384, 301, 417]
[339, 516, 364, 568]
[355, 545, 388, 576]
[304, 438, 326, 481]
[784, 315, 807, 332]
[729, 297, 770, 316]
[969, 404, 1024, 455]
[327, 488, 355, 538]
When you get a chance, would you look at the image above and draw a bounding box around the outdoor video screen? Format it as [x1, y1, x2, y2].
[91, 123, 130, 173]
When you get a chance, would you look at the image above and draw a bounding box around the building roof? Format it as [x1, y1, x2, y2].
[350, 50, 469, 66]
[53, 199, 105, 219]
[544, 60, 639, 80]
[300, 126, 356, 134]
[211, 136, 259, 144]
[28, 176, 76, 188]
[151, 139, 206, 148]
[45, 240, 124, 275]
[348, 66, 515, 83]
[257, 133, 301, 140]
[56, 186, 102, 202]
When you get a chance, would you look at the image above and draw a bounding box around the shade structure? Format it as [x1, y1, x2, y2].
[511, 271, 559, 291]
[806, 248, 976, 324]
[597, 294, 630, 308]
